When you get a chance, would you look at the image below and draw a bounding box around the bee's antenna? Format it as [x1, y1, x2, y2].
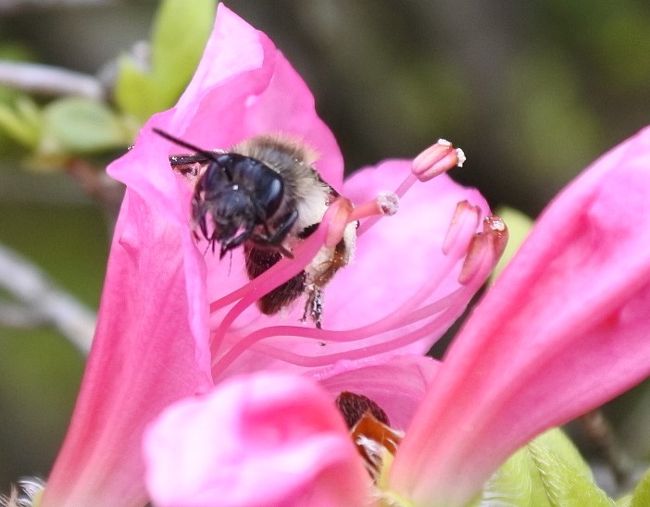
[153, 128, 233, 180]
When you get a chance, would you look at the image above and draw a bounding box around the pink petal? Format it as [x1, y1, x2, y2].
[391, 126, 650, 506]
[42, 191, 213, 507]
[143, 373, 370, 507]
[170, 4, 343, 188]
[44, 5, 345, 504]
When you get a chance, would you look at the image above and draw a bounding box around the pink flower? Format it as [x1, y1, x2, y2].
[143, 126, 650, 507]
[144, 356, 438, 507]
[41, 6, 495, 507]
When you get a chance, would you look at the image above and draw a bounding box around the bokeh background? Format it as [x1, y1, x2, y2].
[1, 0, 649, 494]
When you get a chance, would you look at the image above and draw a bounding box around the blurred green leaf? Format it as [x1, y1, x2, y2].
[491, 206, 533, 282]
[115, 0, 215, 122]
[41, 97, 130, 154]
[0, 42, 36, 104]
[113, 57, 157, 122]
[0, 96, 41, 148]
[617, 494, 631, 507]
[151, 0, 215, 105]
[629, 469, 650, 507]
[474, 428, 614, 506]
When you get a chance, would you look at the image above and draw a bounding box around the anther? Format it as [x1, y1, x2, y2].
[412, 139, 466, 182]
[442, 201, 482, 255]
[458, 214, 509, 284]
[484, 215, 509, 258]
[335, 391, 390, 429]
[349, 191, 400, 224]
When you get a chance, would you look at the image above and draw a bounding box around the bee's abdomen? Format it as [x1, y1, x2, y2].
[244, 245, 306, 315]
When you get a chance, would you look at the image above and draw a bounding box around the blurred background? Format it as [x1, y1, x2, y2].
[0, 0, 649, 496]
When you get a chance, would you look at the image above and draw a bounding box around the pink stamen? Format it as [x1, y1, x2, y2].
[443, 201, 482, 255]
[211, 213, 507, 373]
[358, 138, 465, 236]
[208, 140, 499, 374]
[211, 287, 469, 374]
[252, 291, 472, 367]
[412, 139, 465, 182]
[459, 215, 509, 285]
[348, 192, 399, 223]
[209, 201, 341, 359]
[324, 198, 354, 248]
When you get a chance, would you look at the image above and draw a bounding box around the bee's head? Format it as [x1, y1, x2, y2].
[192, 155, 286, 258]
[152, 129, 286, 258]
[192, 161, 258, 257]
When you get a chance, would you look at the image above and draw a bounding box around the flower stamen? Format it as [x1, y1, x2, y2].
[358, 139, 464, 236]
[459, 215, 509, 285]
[208, 141, 504, 375]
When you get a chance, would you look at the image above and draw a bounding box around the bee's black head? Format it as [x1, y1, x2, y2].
[154, 128, 287, 258]
[193, 155, 285, 258]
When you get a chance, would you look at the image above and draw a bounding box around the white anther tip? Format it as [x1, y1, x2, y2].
[377, 191, 400, 216]
[455, 148, 466, 167]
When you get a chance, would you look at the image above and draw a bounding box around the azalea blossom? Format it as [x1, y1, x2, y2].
[142, 125, 650, 507]
[36, 6, 498, 507]
[144, 356, 439, 507]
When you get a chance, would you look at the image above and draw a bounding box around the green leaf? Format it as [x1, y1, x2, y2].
[490, 206, 534, 282]
[150, 0, 215, 104]
[114, 56, 159, 121]
[114, 0, 215, 122]
[617, 495, 632, 507]
[0, 96, 41, 148]
[41, 97, 130, 154]
[629, 469, 650, 507]
[475, 428, 615, 507]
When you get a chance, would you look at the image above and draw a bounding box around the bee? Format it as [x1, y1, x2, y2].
[153, 128, 356, 328]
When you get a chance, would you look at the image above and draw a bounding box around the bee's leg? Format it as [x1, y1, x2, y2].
[169, 153, 212, 166]
[267, 209, 299, 245]
[219, 229, 253, 258]
[301, 285, 324, 329]
[251, 209, 299, 258]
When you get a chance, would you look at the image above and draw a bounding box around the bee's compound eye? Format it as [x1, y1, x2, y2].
[264, 176, 284, 215]
[252, 169, 284, 217]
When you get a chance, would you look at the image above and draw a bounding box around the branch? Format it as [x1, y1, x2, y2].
[0, 242, 96, 354]
[65, 158, 125, 229]
[0, 61, 105, 100]
[0, 301, 49, 328]
[579, 409, 635, 490]
[0, 0, 113, 15]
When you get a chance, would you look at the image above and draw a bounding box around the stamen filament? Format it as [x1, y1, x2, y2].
[211, 288, 468, 374]
[443, 201, 482, 255]
[392, 202, 481, 314]
[209, 202, 339, 358]
[358, 139, 464, 237]
[253, 292, 471, 367]
[348, 192, 399, 223]
[357, 174, 415, 236]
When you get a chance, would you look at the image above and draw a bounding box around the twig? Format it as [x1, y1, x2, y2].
[0, 242, 95, 354]
[0, 0, 113, 15]
[0, 61, 104, 100]
[65, 158, 125, 229]
[579, 409, 635, 489]
[0, 301, 49, 328]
